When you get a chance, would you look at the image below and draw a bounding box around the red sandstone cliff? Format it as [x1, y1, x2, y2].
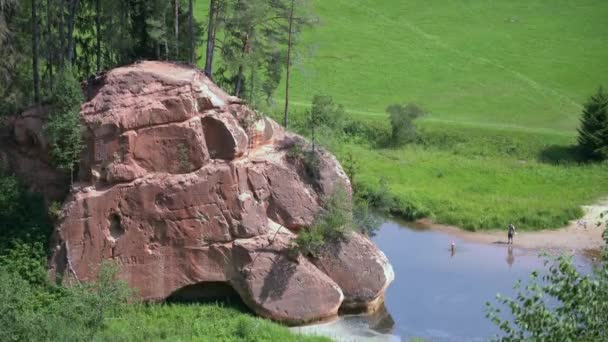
[1, 61, 393, 324]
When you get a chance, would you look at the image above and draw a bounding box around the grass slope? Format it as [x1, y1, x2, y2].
[195, 1, 608, 230]
[332, 124, 608, 230]
[278, 0, 608, 132]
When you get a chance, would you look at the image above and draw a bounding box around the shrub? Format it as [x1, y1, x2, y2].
[387, 103, 424, 146]
[291, 188, 353, 257]
[0, 261, 132, 341]
[0, 172, 52, 286]
[578, 86, 608, 161]
[343, 119, 391, 146]
[45, 68, 85, 183]
[352, 197, 382, 237]
[365, 177, 396, 214]
[286, 143, 321, 181]
[308, 94, 347, 150]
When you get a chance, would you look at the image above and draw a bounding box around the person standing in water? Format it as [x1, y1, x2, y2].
[507, 223, 516, 244]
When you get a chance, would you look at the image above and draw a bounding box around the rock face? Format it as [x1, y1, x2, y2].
[4, 61, 393, 324]
[0, 105, 69, 203]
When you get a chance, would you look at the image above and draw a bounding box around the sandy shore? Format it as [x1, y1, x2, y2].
[414, 200, 608, 253]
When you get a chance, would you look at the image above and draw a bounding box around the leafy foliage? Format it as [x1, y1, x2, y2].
[0, 262, 132, 342]
[45, 68, 84, 182]
[387, 103, 425, 146]
[486, 215, 608, 340]
[578, 86, 608, 161]
[291, 188, 353, 257]
[352, 197, 382, 237]
[308, 94, 346, 131]
[214, 0, 316, 105]
[286, 142, 321, 181]
[0, 172, 52, 285]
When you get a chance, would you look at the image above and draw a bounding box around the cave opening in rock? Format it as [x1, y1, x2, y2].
[166, 281, 249, 310]
[202, 117, 236, 160]
[109, 213, 124, 239]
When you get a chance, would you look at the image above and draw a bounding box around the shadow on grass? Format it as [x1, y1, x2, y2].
[538, 144, 586, 165]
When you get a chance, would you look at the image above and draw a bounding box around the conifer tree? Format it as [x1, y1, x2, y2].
[578, 87, 608, 161]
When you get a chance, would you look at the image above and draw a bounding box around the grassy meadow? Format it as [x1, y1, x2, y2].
[102, 302, 329, 342]
[194, 1, 608, 230]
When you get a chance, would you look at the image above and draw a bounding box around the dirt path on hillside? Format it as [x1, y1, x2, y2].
[415, 200, 608, 253]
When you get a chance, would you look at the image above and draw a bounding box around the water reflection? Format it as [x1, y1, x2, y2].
[506, 245, 514, 268]
[291, 305, 399, 342]
[362, 304, 395, 334]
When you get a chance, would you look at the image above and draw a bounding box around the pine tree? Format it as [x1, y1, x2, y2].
[578, 87, 608, 161]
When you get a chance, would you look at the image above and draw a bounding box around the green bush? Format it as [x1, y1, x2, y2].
[292, 188, 353, 257]
[0, 172, 52, 285]
[308, 94, 346, 130]
[387, 103, 424, 146]
[343, 118, 391, 146]
[578, 86, 608, 161]
[286, 143, 321, 181]
[0, 261, 131, 342]
[45, 68, 85, 183]
[352, 197, 382, 237]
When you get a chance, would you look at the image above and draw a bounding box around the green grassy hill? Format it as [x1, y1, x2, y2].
[195, 1, 608, 230]
[196, 0, 608, 132]
[275, 0, 608, 133]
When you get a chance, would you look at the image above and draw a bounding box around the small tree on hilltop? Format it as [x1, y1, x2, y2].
[387, 103, 424, 146]
[578, 86, 608, 161]
[45, 68, 84, 184]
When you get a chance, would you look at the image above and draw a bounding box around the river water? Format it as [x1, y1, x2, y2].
[293, 219, 594, 342]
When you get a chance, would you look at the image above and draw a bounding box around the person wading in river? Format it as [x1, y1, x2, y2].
[507, 223, 516, 244]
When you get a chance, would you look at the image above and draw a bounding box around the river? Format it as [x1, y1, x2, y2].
[292, 219, 594, 342]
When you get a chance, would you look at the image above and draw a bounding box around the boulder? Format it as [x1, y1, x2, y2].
[313, 233, 395, 311]
[1, 61, 393, 324]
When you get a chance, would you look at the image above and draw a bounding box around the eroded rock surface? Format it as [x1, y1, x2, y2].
[3, 61, 392, 324]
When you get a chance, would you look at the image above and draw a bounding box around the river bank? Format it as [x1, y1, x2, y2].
[296, 218, 597, 341]
[415, 200, 608, 253]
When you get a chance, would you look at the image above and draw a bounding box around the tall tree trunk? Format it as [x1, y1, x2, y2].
[234, 32, 249, 98]
[204, 0, 217, 78]
[32, 0, 40, 103]
[249, 66, 255, 105]
[174, 0, 179, 60]
[46, 0, 53, 90]
[163, 11, 168, 60]
[234, 64, 244, 97]
[283, 0, 295, 128]
[58, 0, 65, 67]
[66, 0, 79, 65]
[95, 0, 101, 72]
[188, 0, 194, 65]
